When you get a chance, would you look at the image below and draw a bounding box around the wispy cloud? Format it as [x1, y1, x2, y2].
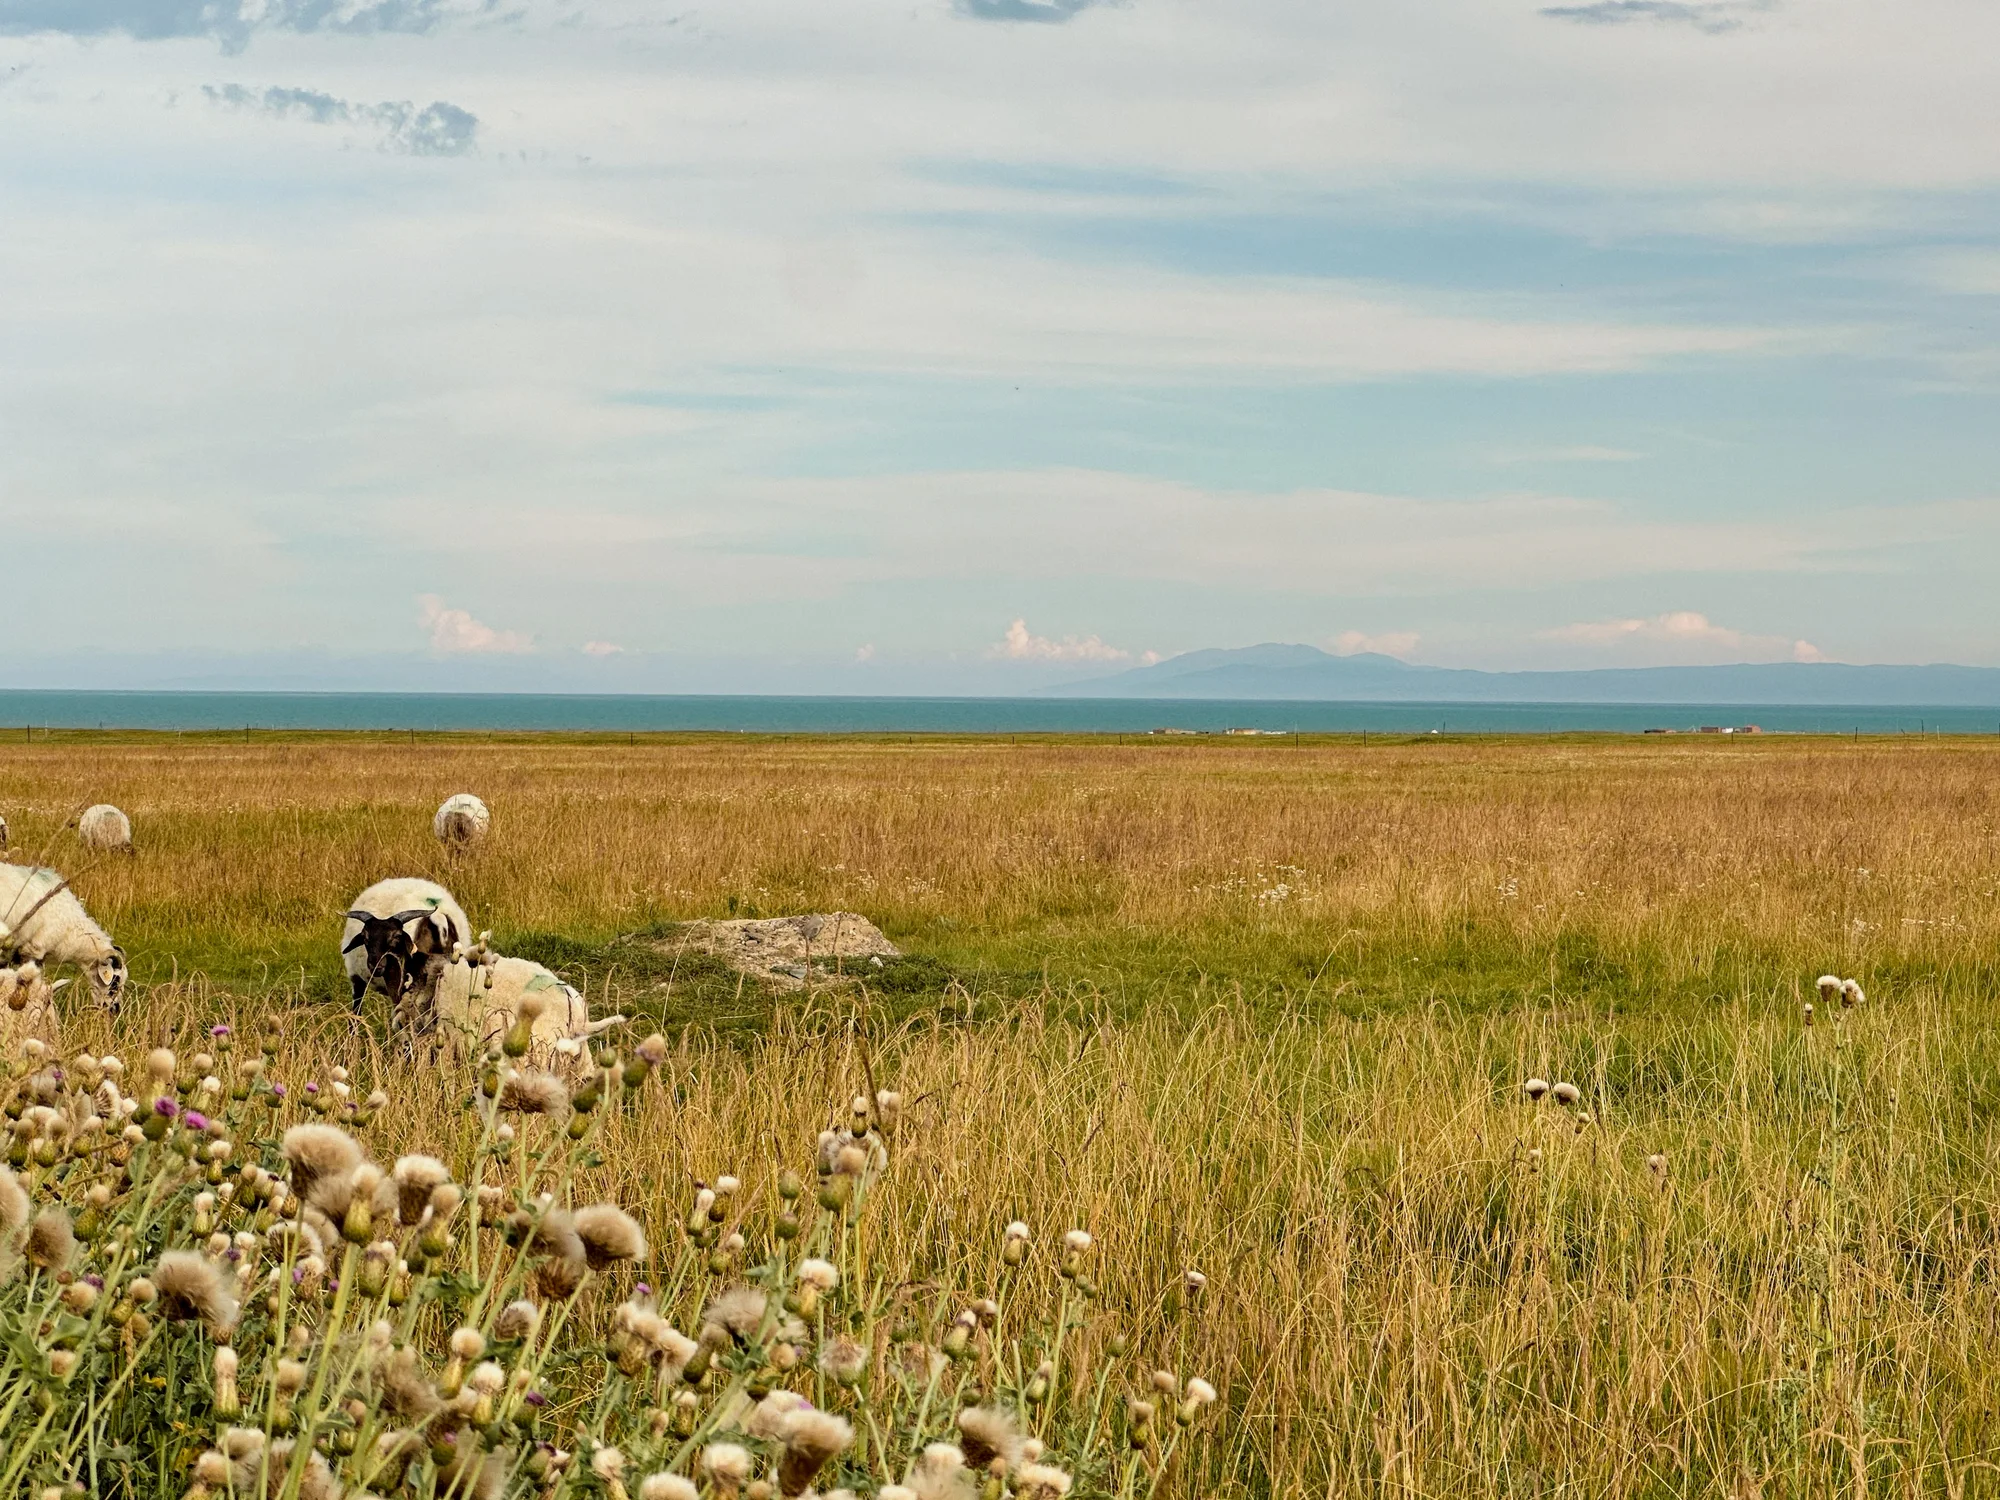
[957, 0, 1111, 23]
[0, 0, 493, 49]
[204, 85, 479, 157]
[418, 595, 532, 655]
[1488, 446, 1643, 465]
[1542, 610, 1820, 662]
[1539, 1, 1773, 34]
[990, 618, 1146, 664]
[581, 640, 623, 657]
[1332, 630, 1420, 659]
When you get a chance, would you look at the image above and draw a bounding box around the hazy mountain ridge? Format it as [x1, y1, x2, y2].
[1046, 645, 2000, 706]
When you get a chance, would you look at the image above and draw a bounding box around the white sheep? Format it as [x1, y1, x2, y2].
[434, 952, 623, 1068]
[339, 877, 471, 1032]
[434, 793, 491, 848]
[78, 804, 133, 853]
[0, 863, 129, 1013]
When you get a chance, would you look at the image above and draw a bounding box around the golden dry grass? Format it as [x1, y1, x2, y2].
[8, 732, 2000, 1495]
[2, 732, 1997, 997]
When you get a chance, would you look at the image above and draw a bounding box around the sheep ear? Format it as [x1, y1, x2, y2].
[341, 929, 373, 955]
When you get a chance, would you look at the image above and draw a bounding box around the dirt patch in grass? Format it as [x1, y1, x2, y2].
[667, 911, 900, 989]
[496, 917, 975, 1038]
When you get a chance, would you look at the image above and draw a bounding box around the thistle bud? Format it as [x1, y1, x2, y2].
[942, 1311, 976, 1361]
[213, 1346, 240, 1418]
[1177, 1377, 1217, 1425]
[503, 1014, 534, 1058]
[1002, 1221, 1030, 1268]
[1025, 1359, 1053, 1405]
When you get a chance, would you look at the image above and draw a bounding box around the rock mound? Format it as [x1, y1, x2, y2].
[675, 912, 900, 990]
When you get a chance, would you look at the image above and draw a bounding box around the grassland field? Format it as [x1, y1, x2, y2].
[7, 730, 2000, 1497]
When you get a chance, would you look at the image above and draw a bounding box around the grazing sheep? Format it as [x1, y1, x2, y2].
[434, 793, 491, 849]
[434, 952, 623, 1067]
[78, 804, 132, 853]
[339, 877, 470, 1031]
[0, 864, 129, 1013]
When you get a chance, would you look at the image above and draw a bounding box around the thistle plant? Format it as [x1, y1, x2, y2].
[0, 1014, 1219, 1498]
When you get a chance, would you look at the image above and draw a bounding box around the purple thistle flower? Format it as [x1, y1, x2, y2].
[305, 1082, 320, 1095]
[183, 1110, 209, 1132]
[524, 1390, 548, 1408]
[211, 1025, 231, 1037]
[635, 1282, 653, 1298]
[153, 1097, 179, 1118]
[271, 1083, 287, 1099]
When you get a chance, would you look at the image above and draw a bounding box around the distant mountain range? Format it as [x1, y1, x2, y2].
[1044, 644, 2000, 706]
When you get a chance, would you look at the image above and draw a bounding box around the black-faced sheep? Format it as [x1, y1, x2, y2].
[0, 863, 129, 1013]
[339, 877, 470, 1031]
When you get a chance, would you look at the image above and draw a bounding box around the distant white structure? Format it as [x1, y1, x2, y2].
[78, 804, 133, 853]
[433, 793, 491, 848]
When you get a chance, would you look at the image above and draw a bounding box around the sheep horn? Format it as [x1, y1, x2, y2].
[387, 909, 434, 926]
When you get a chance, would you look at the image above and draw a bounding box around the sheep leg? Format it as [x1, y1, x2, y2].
[348, 973, 367, 1033]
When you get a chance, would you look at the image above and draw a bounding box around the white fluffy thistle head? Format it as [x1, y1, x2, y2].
[575, 1204, 648, 1268]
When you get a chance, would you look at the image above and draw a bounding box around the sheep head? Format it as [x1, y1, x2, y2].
[344, 907, 462, 1002]
[89, 947, 128, 1014]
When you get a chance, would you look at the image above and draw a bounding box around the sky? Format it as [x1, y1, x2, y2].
[3, 0, 1999, 694]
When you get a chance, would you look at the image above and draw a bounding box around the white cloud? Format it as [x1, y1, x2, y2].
[203, 85, 479, 157]
[1332, 629, 1420, 658]
[854, 644, 876, 662]
[418, 595, 532, 655]
[581, 640, 623, 656]
[1542, 610, 1820, 662]
[1487, 446, 1643, 465]
[991, 618, 1136, 663]
[1539, 1, 1773, 36]
[1918, 249, 2000, 296]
